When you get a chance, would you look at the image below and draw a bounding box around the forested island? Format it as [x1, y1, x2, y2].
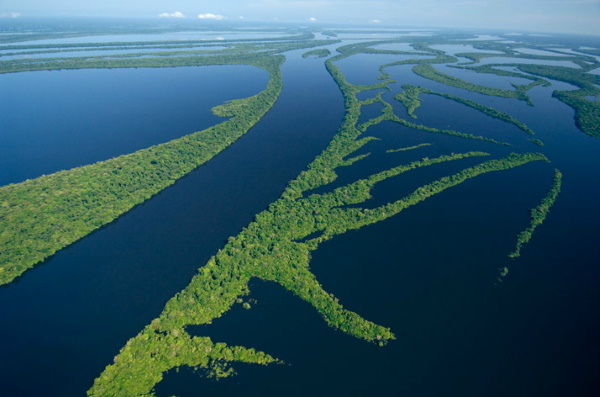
[0, 35, 339, 285]
[0, 21, 598, 397]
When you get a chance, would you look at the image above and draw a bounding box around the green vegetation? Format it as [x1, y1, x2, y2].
[1, 30, 579, 393]
[0, 54, 284, 286]
[387, 143, 431, 153]
[553, 90, 600, 139]
[394, 85, 536, 137]
[459, 63, 550, 87]
[389, 106, 509, 145]
[0, 38, 338, 75]
[430, 91, 536, 136]
[508, 169, 562, 260]
[515, 64, 600, 139]
[89, 38, 551, 396]
[458, 55, 599, 139]
[529, 138, 544, 147]
[302, 48, 331, 58]
[0, 32, 343, 286]
[394, 85, 423, 118]
[412, 64, 543, 104]
[339, 82, 507, 145]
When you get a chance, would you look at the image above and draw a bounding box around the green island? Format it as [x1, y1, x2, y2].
[0, 37, 336, 75]
[321, 36, 598, 145]
[302, 48, 331, 58]
[514, 65, 600, 139]
[0, 54, 283, 286]
[0, 35, 342, 286]
[412, 63, 544, 104]
[387, 143, 432, 153]
[287, 35, 599, 140]
[529, 138, 545, 147]
[394, 84, 537, 137]
[467, 62, 600, 139]
[374, 36, 599, 140]
[325, 59, 508, 145]
[385, 98, 510, 145]
[394, 85, 424, 118]
[452, 45, 600, 139]
[508, 169, 562, 259]
[87, 39, 552, 397]
[1, 27, 594, 395]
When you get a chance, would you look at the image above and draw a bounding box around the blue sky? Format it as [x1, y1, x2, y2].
[1, 0, 599, 35]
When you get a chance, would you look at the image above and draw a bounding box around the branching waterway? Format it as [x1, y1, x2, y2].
[0, 22, 598, 397]
[0, 38, 344, 397]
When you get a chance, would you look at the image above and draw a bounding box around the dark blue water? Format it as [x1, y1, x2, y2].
[412, 94, 529, 144]
[436, 63, 533, 90]
[0, 49, 344, 396]
[1, 37, 599, 397]
[0, 65, 267, 186]
[335, 53, 433, 85]
[158, 50, 600, 396]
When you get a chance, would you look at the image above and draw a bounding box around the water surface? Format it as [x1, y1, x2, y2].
[0, 65, 267, 186]
[0, 48, 344, 396]
[1, 33, 599, 397]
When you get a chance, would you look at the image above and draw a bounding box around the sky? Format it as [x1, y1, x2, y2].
[1, 0, 599, 35]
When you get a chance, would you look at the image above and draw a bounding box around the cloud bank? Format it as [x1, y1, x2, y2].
[158, 11, 185, 18]
[198, 13, 225, 20]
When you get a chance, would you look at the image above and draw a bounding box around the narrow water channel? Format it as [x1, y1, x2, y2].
[160, 53, 600, 396]
[0, 49, 344, 396]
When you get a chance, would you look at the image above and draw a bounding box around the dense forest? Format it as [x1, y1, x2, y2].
[1, 26, 596, 396]
[88, 34, 557, 396]
[0, 53, 283, 285]
[0, 36, 342, 285]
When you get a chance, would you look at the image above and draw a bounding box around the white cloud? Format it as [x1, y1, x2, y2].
[0, 12, 21, 18]
[308, 17, 317, 22]
[158, 11, 185, 18]
[198, 13, 225, 20]
[371, 19, 382, 23]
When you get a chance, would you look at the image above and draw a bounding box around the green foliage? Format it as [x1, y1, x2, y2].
[507, 169, 562, 260]
[553, 89, 600, 139]
[1, 30, 572, 394]
[89, 38, 550, 395]
[0, 54, 285, 286]
[394, 83, 537, 139]
[412, 64, 541, 104]
[387, 143, 431, 153]
[0, 34, 344, 286]
[394, 85, 425, 118]
[465, 62, 600, 139]
[389, 111, 509, 145]
[529, 138, 544, 147]
[0, 38, 339, 75]
[302, 49, 331, 58]
[352, 84, 506, 145]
